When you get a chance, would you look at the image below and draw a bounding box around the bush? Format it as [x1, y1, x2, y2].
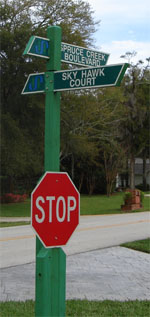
[140, 190, 145, 203]
[123, 191, 132, 203]
[0, 193, 28, 204]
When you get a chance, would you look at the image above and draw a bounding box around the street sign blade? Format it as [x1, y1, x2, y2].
[61, 42, 109, 67]
[23, 36, 50, 59]
[115, 63, 129, 86]
[23, 36, 109, 67]
[54, 63, 129, 92]
[21, 73, 45, 94]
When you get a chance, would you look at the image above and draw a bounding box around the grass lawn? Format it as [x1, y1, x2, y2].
[80, 193, 149, 215]
[0, 199, 31, 217]
[121, 238, 150, 254]
[0, 222, 30, 228]
[0, 193, 149, 218]
[0, 300, 150, 317]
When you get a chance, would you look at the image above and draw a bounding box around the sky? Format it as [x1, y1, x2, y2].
[86, 0, 150, 65]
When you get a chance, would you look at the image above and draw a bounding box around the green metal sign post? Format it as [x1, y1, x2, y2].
[22, 25, 128, 317]
[34, 26, 66, 317]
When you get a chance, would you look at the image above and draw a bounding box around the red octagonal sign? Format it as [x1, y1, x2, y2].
[31, 172, 80, 247]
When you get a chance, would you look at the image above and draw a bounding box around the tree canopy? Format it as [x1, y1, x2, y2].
[0, 0, 98, 184]
[120, 53, 150, 189]
[1, 1, 149, 195]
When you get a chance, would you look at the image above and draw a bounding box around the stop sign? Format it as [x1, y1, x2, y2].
[31, 172, 80, 247]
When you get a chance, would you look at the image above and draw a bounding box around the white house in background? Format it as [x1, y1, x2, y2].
[116, 158, 150, 189]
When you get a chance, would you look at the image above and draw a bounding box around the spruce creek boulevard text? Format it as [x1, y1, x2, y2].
[61, 43, 109, 67]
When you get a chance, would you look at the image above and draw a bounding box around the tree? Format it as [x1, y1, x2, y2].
[31, 0, 99, 47]
[102, 140, 126, 196]
[88, 87, 127, 196]
[0, 0, 99, 191]
[60, 85, 128, 195]
[120, 52, 150, 189]
[60, 92, 99, 182]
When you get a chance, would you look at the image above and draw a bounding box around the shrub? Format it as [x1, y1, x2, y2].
[0, 193, 28, 204]
[123, 191, 132, 203]
[140, 190, 145, 203]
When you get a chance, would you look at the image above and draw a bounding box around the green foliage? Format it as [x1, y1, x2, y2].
[123, 191, 132, 202]
[60, 87, 127, 194]
[1, 1, 149, 196]
[140, 190, 145, 203]
[120, 52, 150, 189]
[0, 0, 98, 188]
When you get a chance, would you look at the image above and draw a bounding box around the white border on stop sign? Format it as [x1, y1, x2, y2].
[31, 171, 80, 248]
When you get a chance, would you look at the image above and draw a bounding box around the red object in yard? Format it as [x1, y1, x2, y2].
[121, 189, 142, 211]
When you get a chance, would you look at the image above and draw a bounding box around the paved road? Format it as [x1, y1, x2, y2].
[0, 212, 149, 268]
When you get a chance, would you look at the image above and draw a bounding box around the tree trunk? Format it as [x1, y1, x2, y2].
[106, 183, 111, 197]
[143, 154, 147, 191]
[86, 172, 95, 195]
[78, 172, 84, 192]
[130, 154, 135, 189]
[71, 154, 74, 180]
[125, 159, 129, 188]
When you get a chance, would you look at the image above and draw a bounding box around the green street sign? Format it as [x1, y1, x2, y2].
[61, 42, 109, 67]
[23, 36, 109, 67]
[22, 26, 128, 317]
[21, 73, 45, 94]
[23, 36, 50, 59]
[54, 63, 129, 92]
[22, 64, 129, 94]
